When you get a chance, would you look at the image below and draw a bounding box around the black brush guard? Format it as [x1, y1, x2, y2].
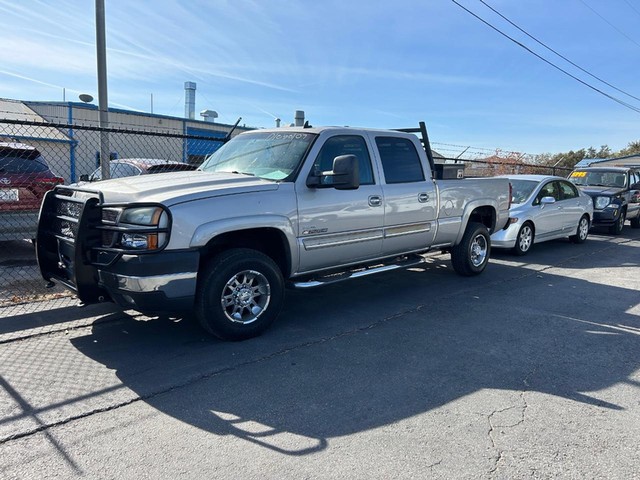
[36, 186, 107, 304]
[36, 185, 170, 305]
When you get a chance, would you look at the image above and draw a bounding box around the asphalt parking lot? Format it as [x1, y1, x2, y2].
[0, 228, 639, 479]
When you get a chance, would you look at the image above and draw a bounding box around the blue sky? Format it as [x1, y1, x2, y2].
[1, 0, 639, 157]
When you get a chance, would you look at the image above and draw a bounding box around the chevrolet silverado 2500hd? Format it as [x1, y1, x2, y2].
[37, 123, 511, 340]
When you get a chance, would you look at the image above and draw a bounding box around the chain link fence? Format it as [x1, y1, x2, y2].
[0, 109, 244, 318]
[0, 113, 571, 318]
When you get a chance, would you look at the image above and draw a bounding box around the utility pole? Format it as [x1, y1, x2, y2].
[96, 0, 110, 180]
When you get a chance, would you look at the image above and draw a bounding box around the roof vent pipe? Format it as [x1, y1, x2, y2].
[184, 82, 196, 119]
[200, 109, 218, 123]
[275, 118, 281, 128]
[294, 110, 305, 127]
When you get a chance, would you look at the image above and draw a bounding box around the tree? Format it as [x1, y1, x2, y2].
[617, 141, 640, 157]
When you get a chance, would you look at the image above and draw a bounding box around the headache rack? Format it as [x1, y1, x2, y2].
[394, 121, 464, 180]
[36, 185, 170, 304]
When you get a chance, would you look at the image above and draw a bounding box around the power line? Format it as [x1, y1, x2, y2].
[577, 0, 640, 50]
[478, 0, 640, 103]
[450, 0, 640, 114]
[622, 0, 640, 19]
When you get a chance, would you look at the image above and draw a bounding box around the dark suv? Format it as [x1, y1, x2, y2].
[0, 142, 64, 241]
[569, 166, 640, 234]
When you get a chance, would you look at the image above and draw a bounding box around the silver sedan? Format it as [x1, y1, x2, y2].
[491, 175, 593, 255]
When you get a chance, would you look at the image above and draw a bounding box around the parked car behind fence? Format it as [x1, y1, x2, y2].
[80, 158, 197, 183]
[0, 142, 63, 241]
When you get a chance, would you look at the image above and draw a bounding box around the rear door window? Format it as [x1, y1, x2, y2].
[558, 180, 578, 200]
[375, 137, 425, 184]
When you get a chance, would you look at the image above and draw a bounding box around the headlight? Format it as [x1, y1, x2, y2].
[117, 206, 169, 250]
[121, 233, 154, 249]
[120, 206, 163, 225]
[594, 196, 611, 209]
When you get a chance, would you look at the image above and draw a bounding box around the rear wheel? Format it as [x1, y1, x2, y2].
[195, 248, 284, 341]
[512, 222, 534, 256]
[631, 214, 640, 229]
[451, 222, 491, 276]
[608, 210, 625, 235]
[570, 215, 590, 243]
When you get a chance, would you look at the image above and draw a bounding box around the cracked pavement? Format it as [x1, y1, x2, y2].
[0, 229, 639, 479]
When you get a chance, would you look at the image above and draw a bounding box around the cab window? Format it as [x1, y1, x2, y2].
[311, 135, 375, 185]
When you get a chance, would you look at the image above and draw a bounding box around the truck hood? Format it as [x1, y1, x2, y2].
[576, 185, 624, 197]
[80, 171, 279, 205]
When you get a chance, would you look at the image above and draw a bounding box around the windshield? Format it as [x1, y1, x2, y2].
[569, 170, 626, 188]
[199, 131, 316, 181]
[509, 179, 539, 204]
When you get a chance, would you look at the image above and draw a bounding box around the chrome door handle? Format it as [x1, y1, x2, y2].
[418, 193, 430, 203]
[368, 195, 382, 207]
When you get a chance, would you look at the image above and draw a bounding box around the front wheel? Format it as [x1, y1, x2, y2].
[195, 248, 284, 341]
[608, 210, 625, 235]
[451, 222, 491, 276]
[570, 215, 590, 243]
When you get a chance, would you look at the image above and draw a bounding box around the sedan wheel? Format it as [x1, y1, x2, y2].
[513, 223, 533, 256]
[570, 215, 589, 244]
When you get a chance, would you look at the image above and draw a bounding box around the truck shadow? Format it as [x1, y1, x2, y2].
[70, 256, 640, 456]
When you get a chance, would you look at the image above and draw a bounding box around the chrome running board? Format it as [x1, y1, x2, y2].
[289, 254, 427, 289]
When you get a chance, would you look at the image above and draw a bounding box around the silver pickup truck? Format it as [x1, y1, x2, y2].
[37, 124, 510, 340]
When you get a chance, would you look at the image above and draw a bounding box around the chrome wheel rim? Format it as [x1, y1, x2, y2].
[579, 218, 589, 240]
[470, 234, 488, 267]
[221, 270, 271, 324]
[518, 225, 532, 252]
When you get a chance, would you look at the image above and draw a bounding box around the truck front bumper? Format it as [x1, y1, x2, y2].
[37, 187, 199, 315]
[97, 250, 199, 313]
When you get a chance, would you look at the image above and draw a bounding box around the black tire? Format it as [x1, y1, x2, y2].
[630, 214, 640, 229]
[195, 248, 284, 341]
[451, 222, 491, 276]
[512, 222, 534, 256]
[608, 209, 625, 235]
[570, 215, 590, 243]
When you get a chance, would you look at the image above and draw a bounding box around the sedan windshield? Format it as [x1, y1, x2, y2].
[200, 131, 316, 181]
[569, 170, 626, 188]
[509, 179, 539, 204]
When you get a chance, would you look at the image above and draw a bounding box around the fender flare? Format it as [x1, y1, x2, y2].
[454, 200, 499, 245]
[190, 215, 299, 274]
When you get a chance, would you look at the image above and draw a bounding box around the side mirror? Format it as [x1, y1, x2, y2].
[79, 174, 89, 182]
[307, 154, 360, 190]
[331, 155, 359, 190]
[540, 196, 556, 205]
